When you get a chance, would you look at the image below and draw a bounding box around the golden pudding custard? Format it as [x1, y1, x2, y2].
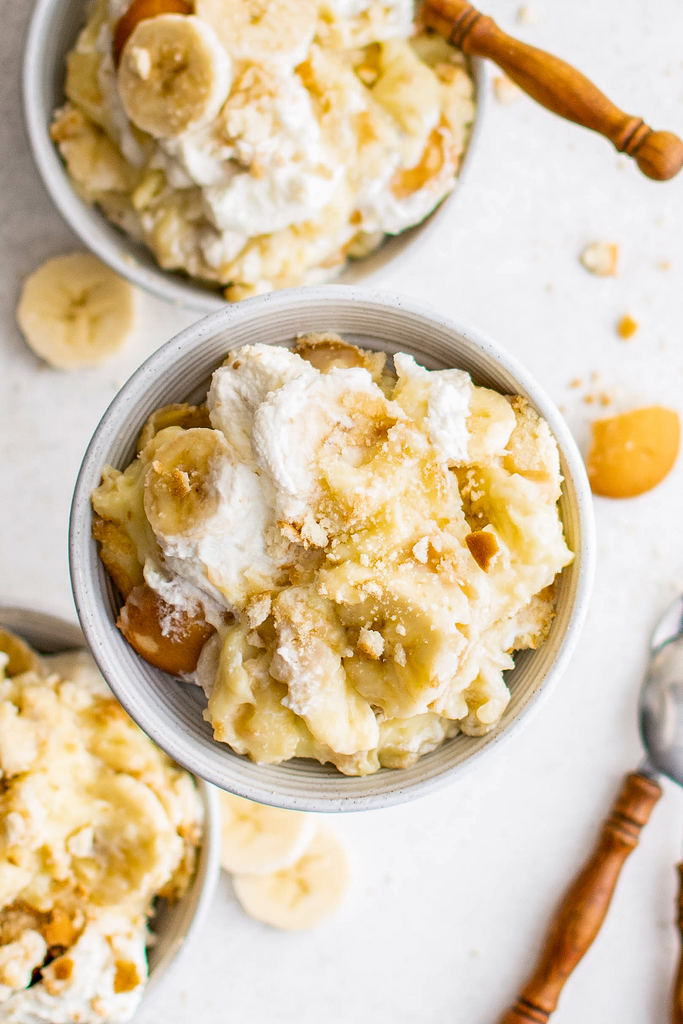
[52, 0, 475, 299]
[92, 335, 574, 776]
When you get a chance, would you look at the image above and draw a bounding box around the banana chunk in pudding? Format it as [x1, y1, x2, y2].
[92, 335, 573, 776]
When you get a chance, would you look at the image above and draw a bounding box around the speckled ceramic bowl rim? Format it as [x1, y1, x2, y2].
[22, 0, 487, 312]
[70, 285, 595, 812]
[0, 604, 221, 999]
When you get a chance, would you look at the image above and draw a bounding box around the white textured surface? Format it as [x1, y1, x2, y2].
[1, 0, 683, 1019]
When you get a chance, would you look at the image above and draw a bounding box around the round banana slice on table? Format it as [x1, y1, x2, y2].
[219, 792, 316, 874]
[232, 827, 349, 931]
[118, 13, 232, 138]
[16, 253, 136, 370]
[195, 0, 317, 68]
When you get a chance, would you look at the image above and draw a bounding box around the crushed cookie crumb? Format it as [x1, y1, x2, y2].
[466, 531, 499, 572]
[357, 627, 384, 660]
[114, 960, 141, 994]
[516, 4, 538, 24]
[393, 643, 407, 667]
[43, 909, 78, 948]
[493, 75, 523, 105]
[52, 957, 73, 982]
[580, 241, 619, 277]
[617, 314, 638, 340]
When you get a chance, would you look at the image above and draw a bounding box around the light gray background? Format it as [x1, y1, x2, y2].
[2, 0, 683, 1020]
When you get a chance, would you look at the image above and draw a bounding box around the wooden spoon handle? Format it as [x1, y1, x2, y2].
[673, 864, 683, 1024]
[497, 772, 662, 1024]
[421, 0, 683, 181]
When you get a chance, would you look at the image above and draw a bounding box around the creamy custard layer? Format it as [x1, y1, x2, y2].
[92, 336, 573, 776]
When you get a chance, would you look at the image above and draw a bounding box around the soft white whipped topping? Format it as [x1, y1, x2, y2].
[156, 127, 235, 189]
[143, 559, 227, 633]
[359, 176, 449, 236]
[158, 452, 280, 609]
[202, 74, 341, 236]
[393, 353, 472, 465]
[251, 365, 380, 529]
[0, 913, 147, 1024]
[320, 0, 414, 38]
[0, 932, 47, 1003]
[208, 344, 317, 461]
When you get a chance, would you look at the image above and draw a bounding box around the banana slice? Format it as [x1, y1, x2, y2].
[371, 39, 441, 141]
[118, 14, 232, 139]
[88, 772, 183, 905]
[0, 628, 47, 678]
[16, 253, 136, 371]
[232, 827, 349, 931]
[195, 0, 317, 69]
[113, 0, 192, 66]
[219, 792, 316, 875]
[137, 402, 211, 453]
[143, 427, 230, 539]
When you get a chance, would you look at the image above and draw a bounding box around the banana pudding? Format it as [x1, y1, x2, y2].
[52, 0, 475, 299]
[91, 335, 574, 776]
[0, 632, 203, 1024]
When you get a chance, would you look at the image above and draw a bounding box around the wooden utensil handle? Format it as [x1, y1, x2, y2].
[673, 864, 683, 1024]
[421, 0, 683, 181]
[497, 772, 662, 1024]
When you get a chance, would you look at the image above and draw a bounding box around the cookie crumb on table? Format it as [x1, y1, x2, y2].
[516, 5, 538, 25]
[580, 241, 619, 276]
[616, 314, 638, 340]
[493, 75, 523, 105]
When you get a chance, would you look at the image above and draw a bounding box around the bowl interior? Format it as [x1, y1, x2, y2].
[0, 605, 219, 989]
[70, 288, 594, 812]
[24, 0, 484, 312]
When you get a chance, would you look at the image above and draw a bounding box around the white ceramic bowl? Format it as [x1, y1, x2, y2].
[22, 0, 485, 312]
[0, 605, 220, 1002]
[70, 286, 595, 811]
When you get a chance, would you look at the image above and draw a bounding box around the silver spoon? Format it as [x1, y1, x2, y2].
[640, 592, 683, 1024]
[498, 595, 683, 1024]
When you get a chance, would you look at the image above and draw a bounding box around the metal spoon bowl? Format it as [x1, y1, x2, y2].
[641, 594, 683, 785]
